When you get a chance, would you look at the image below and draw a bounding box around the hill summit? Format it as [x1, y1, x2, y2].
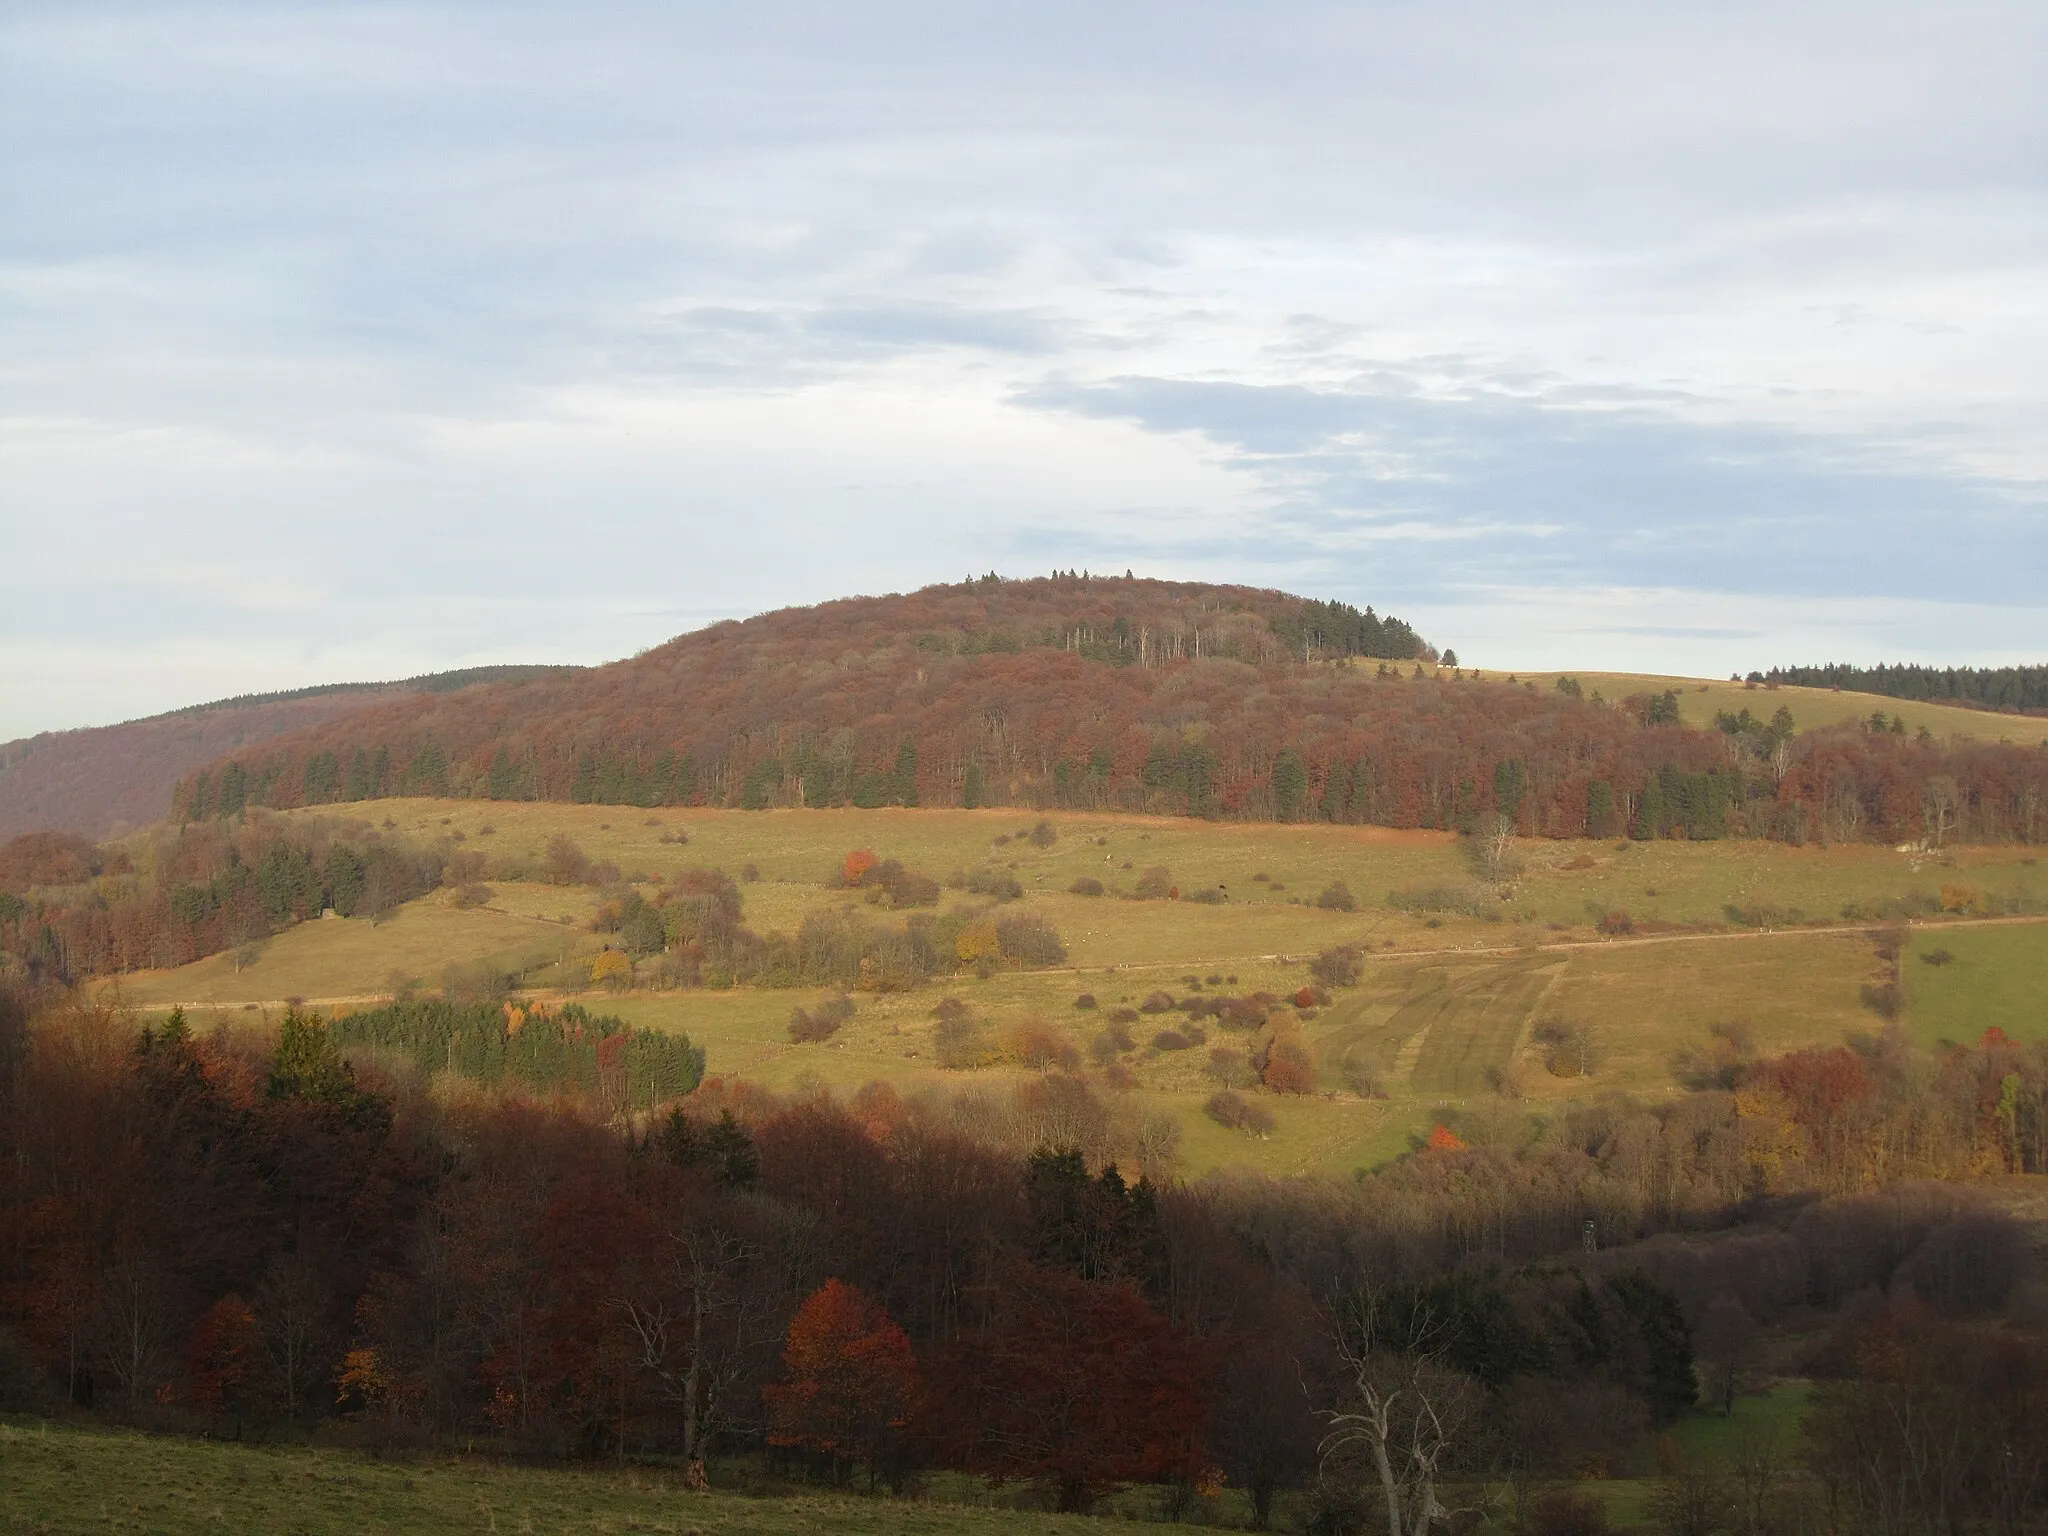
[161, 574, 2045, 848]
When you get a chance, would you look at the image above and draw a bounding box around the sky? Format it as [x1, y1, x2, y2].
[3, 0, 2045, 738]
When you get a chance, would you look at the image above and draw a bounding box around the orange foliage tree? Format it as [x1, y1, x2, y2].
[764, 1279, 921, 1484]
[842, 848, 880, 888]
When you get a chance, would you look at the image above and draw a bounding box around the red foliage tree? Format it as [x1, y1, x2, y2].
[182, 1292, 261, 1416]
[928, 1267, 1214, 1512]
[763, 1278, 920, 1482]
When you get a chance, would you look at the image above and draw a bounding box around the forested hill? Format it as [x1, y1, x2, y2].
[1761, 662, 2048, 716]
[166, 575, 2048, 846]
[0, 666, 574, 841]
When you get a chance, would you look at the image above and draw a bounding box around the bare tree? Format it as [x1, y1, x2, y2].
[256, 1252, 332, 1420]
[1768, 735, 1795, 787]
[1695, 1297, 1759, 1416]
[1473, 813, 1521, 895]
[1922, 775, 1960, 850]
[613, 1191, 807, 1486]
[1319, 1289, 1483, 1536]
[1826, 780, 1864, 845]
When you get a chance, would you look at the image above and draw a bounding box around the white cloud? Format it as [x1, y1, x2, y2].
[2, 0, 2044, 735]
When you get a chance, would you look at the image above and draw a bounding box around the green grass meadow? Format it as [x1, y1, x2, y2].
[1905, 922, 2048, 1046]
[0, 1416, 1115, 1536]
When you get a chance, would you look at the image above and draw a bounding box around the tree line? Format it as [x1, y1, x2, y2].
[0, 815, 441, 988]
[1761, 663, 2048, 716]
[3, 978, 2045, 1528]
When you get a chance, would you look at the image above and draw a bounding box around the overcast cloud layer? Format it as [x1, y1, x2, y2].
[3, 0, 2045, 736]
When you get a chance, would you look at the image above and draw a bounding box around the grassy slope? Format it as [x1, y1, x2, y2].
[100, 802, 2048, 1178]
[1508, 670, 2048, 746]
[0, 1417, 1105, 1536]
[1905, 922, 2048, 1046]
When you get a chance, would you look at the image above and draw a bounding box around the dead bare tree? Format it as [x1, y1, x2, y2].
[1319, 1288, 1483, 1536]
[1473, 813, 1521, 895]
[612, 1192, 811, 1486]
[1923, 774, 1960, 850]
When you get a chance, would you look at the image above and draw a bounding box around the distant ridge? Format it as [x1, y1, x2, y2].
[164, 664, 582, 719]
[0, 664, 576, 839]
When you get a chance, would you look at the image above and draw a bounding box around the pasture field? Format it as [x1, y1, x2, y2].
[1504, 670, 2048, 747]
[107, 883, 598, 1010]
[1904, 922, 2048, 1046]
[98, 802, 2048, 1178]
[0, 1416, 1114, 1536]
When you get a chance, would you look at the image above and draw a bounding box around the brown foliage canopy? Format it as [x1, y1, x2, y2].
[160, 577, 2047, 847]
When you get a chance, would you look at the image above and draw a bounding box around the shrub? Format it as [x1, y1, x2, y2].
[789, 994, 857, 1043]
[933, 999, 995, 1068]
[544, 835, 590, 885]
[859, 859, 940, 908]
[965, 867, 1024, 901]
[1339, 1050, 1382, 1098]
[842, 848, 880, 887]
[1260, 1023, 1317, 1094]
[1139, 991, 1178, 1014]
[1028, 820, 1057, 848]
[1068, 876, 1105, 897]
[1151, 1029, 1192, 1051]
[1386, 883, 1489, 917]
[449, 882, 493, 910]
[1133, 866, 1173, 900]
[1534, 1019, 1597, 1078]
[1072, 992, 1097, 1009]
[1315, 880, 1357, 912]
[1217, 995, 1269, 1030]
[1308, 945, 1364, 988]
[1107, 1006, 1140, 1026]
[1002, 1020, 1080, 1071]
[1723, 901, 1801, 929]
[996, 912, 1068, 965]
[1204, 1090, 1276, 1135]
[1185, 887, 1228, 904]
[589, 949, 634, 990]
[1598, 910, 1635, 935]
[1205, 1047, 1254, 1089]
[1921, 948, 1956, 967]
[956, 918, 1002, 966]
[1860, 982, 1901, 1019]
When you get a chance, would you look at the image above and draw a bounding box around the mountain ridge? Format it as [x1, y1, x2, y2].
[0, 664, 575, 840]
[163, 575, 2046, 848]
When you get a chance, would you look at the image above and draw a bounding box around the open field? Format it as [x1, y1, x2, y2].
[1905, 921, 2048, 1046]
[0, 1416, 1112, 1536]
[1506, 669, 2048, 746]
[96, 802, 2048, 1177]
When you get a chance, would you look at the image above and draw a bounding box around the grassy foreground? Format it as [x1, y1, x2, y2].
[0, 1417, 1106, 1536]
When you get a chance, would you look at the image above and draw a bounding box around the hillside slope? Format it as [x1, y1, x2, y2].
[168, 576, 2047, 847]
[0, 666, 574, 839]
